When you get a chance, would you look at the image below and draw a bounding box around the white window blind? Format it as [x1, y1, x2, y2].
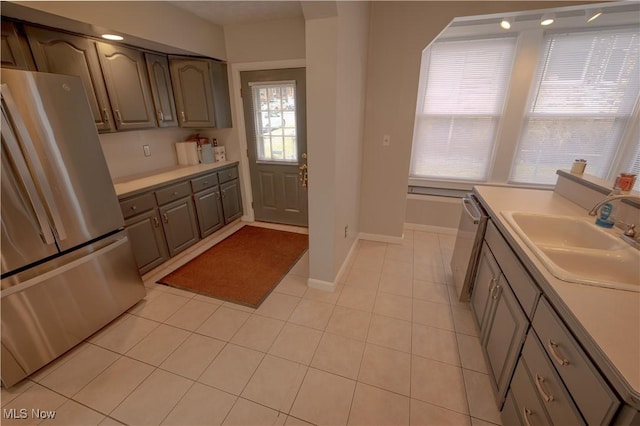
[410, 37, 516, 182]
[511, 28, 640, 185]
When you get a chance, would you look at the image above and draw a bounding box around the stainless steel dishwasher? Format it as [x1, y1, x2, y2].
[450, 193, 489, 302]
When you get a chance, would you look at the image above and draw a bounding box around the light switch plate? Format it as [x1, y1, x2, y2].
[143, 145, 151, 157]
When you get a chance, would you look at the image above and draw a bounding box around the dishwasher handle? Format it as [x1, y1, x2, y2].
[462, 195, 483, 224]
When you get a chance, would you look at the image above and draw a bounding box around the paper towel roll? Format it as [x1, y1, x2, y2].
[176, 142, 199, 165]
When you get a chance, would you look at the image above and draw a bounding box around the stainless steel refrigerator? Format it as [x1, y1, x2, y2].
[1, 69, 145, 387]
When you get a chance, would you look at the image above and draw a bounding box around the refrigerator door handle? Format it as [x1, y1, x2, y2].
[1, 84, 67, 241]
[1, 110, 56, 245]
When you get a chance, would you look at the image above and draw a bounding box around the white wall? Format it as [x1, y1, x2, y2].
[359, 1, 598, 239]
[224, 18, 305, 63]
[304, 2, 369, 287]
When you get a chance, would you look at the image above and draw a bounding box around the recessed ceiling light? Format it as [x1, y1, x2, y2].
[587, 9, 603, 23]
[101, 34, 124, 41]
[500, 18, 511, 30]
[540, 14, 555, 26]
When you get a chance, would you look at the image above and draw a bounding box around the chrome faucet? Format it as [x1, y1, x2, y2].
[588, 194, 640, 216]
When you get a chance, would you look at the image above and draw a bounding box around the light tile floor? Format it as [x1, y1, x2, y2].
[1, 222, 502, 426]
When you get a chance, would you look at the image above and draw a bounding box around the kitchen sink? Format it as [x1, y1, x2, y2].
[502, 211, 640, 292]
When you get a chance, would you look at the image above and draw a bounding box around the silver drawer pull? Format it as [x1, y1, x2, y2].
[522, 407, 534, 426]
[152, 217, 160, 227]
[535, 374, 554, 402]
[492, 284, 502, 300]
[488, 277, 497, 289]
[162, 213, 169, 223]
[548, 340, 570, 366]
[130, 205, 137, 210]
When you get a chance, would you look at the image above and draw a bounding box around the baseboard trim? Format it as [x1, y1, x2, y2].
[307, 278, 336, 292]
[404, 222, 458, 235]
[335, 238, 358, 284]
[358, 232, 404, 244]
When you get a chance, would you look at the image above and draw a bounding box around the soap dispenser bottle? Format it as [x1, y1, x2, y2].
[595, 203, 615, 228]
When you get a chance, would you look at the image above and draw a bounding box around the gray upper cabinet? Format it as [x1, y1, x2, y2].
[169, 57, 217, 128]
[144, 53, 178, 128]
[169, 57, 233, 129]
[96, 42, 156, 131]
[1, 21, 35, 70]
[25, 26, 115, 132]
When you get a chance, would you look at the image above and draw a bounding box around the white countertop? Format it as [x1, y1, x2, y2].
[113, 161, 238, 198]
[474, 185, 640, 401]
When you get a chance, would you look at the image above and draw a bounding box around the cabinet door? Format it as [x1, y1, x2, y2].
[483, 275, 528, 407]
[96, 42, 156, 130]
[144, 53, 178, 128]
[25, 26, 115, 132]
[221, 179, 243, 223]
[210, 60, 232, 128]
[160, 197, 199, 257]
[1, 21, 35, 70]
[194, 187, 224, 237]
[125, 209, 169, 275]
[169, 57, 216, 128]
[471, 243, 501, 337]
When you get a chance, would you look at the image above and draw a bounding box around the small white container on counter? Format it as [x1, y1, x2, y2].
[571, 159, 587, 174]
[176, 142, 199, 165]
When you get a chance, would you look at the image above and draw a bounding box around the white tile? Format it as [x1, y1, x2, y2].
[382, 258, 414, 281]
[39, 344, 118, 397]
[290, 368, 356, 426]
[73, 357, 154, 415]
[164, 299, 220, 331]
[374, 292, 413, 321]
[42, 399, 105, 426]
[367, 314, 412, 353]
[1, 383, 66, 426]
[90, 314, 159, 354]
[268, 323, 323, 365]
[0, 379, 34, 405]
[303, 285, 343, 304]
[348, 382, 410, 426]
[255, 292, 300, 320]
[126, 324, 190, 366]
[412, 323, 460, 366]
[128, 292, 190, 322]
[413, 299, 455, 331]
[241, 355, 307, 412]
[452, 307, 480, 336]
[160, 334, 225, 379]
[358, 344, 411, 396]
[162, 383, 236, 426]
[110, 369, 192, 425]
[457, 333, 488, 374]
[30, 342, 89, 383]
[311, 332, 365, 380]
[284, 415, 315, 426]
[411, 355, 468, 414]
[413, 280, 450, 304]
[153, 284, 197, 299]
[222, 301, 256, 313]
[198, 344, 264, 395]
[196, 306, 250, 341]
[463, 369, 501, 424]
[274, 274, 308, 297]
[193, 294, 224, 305]
[230, 315, 284, 351]
[344, 265, 382, 289]
[288, 299, 334, 330]
[379, 273, 413, 298]
[385, 244, 414, 263]
[325, 305, 372, 341]
[336, 286, 377, 312]
[410, 399, 471, 426]
[223, 398, 284, 425]
[288, 252, 310, 277]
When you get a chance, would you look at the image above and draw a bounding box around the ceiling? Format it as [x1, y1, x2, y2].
[168, 1, 304, 26]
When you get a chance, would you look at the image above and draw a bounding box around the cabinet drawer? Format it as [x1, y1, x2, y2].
[155, 181, 191, 205]
[509, 358, 551, 426]
[190, 173, 218, 193]
[120, 192, 156, 219]
[485, 222, 540, 318]
[533, 297, 619, 425]
[217, 166, 238, 184]
[523, 332, 584, 425]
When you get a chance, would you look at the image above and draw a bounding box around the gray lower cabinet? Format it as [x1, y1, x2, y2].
[144, 52, 178, 128]
[221, 179, 243, 223]
[194, 187, 224, 238]
[159, 196, 199, 257]
[25, 26, 115, 133]
[125, 209, 169, 275]
[471, 243, 501, 335]
[96, 42, 157, 130]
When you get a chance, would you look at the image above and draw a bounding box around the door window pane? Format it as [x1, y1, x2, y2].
[251, 82, 298, 162]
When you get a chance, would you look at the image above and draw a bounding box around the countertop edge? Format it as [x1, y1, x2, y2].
[114, 161, 239, 199]
[473, 186, 640, 409]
